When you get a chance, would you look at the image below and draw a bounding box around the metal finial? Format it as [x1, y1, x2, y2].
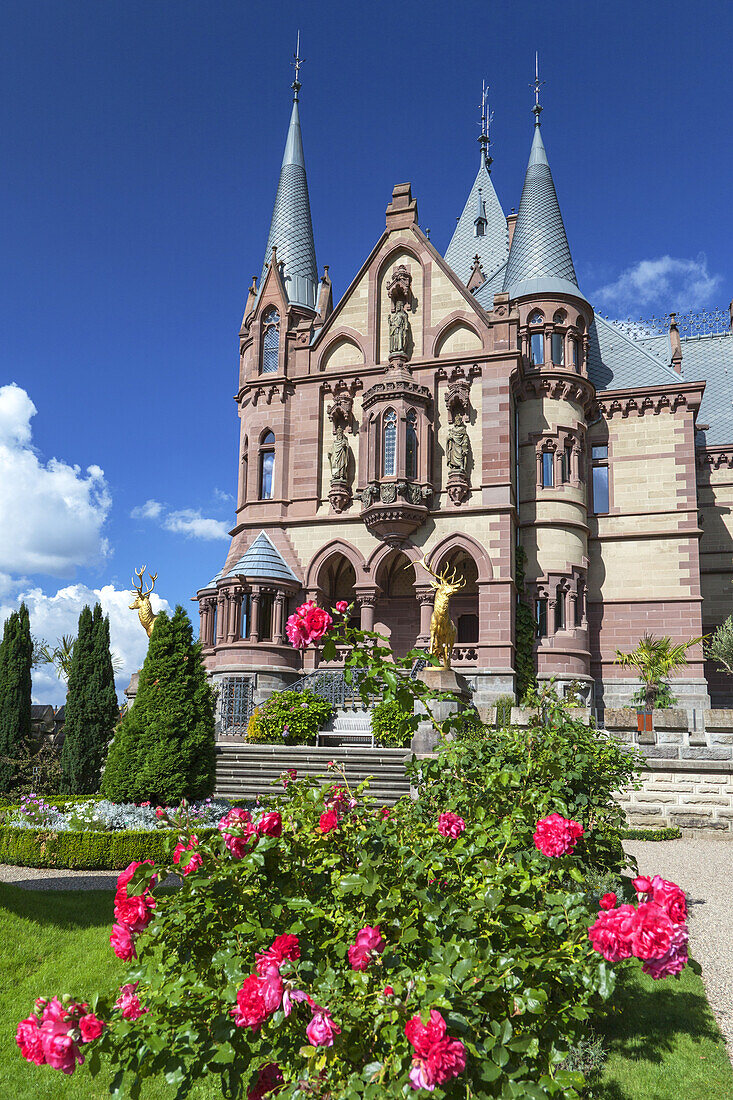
[291, 30, 304, 100]
[531, 51, 545, 124]
[478, 80, 493, 170]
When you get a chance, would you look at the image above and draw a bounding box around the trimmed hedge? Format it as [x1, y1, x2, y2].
[620, 825, 682, 841]
[0, 826, 218, 870]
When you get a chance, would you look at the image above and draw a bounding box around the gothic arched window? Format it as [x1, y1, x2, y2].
[259, 430, 275, 499]
[383, 409, 397, 477]
[261, 308, 280, 374]
[242, 437, 249, 503]
[405, 409, 418, 479]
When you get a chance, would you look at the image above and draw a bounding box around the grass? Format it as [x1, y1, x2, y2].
[0, 882, 218, 1099]
[1, 882, 732, 1099]
[589, 963, 733, 1099]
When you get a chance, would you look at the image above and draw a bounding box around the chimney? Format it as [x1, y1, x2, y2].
[507, 210, 518, 249]
[669, 313, 683, 374]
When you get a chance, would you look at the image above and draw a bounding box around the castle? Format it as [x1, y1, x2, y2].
[195, 64, 733, 729]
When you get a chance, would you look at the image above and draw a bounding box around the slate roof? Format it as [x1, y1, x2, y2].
[444, 156, 508, 287]
[260, 97, 318, 311]
[225, 532, 299, 584]
[504, 123, 587, 304]
[201, 568, 225, 590]
[587, 315, 679, 392]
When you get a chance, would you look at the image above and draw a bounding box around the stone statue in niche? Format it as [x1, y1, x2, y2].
[328, 426, 350, 482]
[388, 300, 410, 356]
[446, 414, 470, 472]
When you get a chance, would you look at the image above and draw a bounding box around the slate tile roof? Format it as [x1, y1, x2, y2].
[226, 531, 299, 584]
[444, 158, 508, 288]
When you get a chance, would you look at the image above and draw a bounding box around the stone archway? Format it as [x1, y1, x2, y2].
[373, 548, 420, 658]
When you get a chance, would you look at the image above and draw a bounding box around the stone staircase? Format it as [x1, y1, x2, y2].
[215, 743, 411, 804]
[318, 707, 374, 748]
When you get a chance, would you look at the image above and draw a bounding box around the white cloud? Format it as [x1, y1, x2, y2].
[214, 487, 234, 503]
[0, 582, 171, 706]
[595, 254, 722, 314]
[131, 500, 229, 541]
[0, 384, 111, 578]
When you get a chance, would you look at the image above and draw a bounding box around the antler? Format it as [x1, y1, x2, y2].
[132, 566, 157, 597]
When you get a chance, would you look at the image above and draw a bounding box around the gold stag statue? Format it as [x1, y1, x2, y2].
[130, 566, 159, 638]
[416, 554, 467, 669]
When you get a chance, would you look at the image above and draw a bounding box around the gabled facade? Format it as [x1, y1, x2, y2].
[197, 74, 733, 721]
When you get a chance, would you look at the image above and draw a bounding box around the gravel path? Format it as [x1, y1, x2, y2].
[0, 865, 178, 890]
[625, 838, 733, 1055]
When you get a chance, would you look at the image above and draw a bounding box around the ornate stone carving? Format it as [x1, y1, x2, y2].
[380, 482, 398, 504]
[386, 264, 413, 362]
[328, 481, 352, 514]
[446, 414, 470, 472]
[328, 426, 350, 482]
[388, 301, 410, 357]
[326, 393, 353, 431]
[386, 264, 412, 309]
[446, 470, 470, 506]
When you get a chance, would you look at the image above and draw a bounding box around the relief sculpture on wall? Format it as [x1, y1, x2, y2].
[326, 392, 354, 514]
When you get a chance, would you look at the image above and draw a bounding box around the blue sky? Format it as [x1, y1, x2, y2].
[1, 0, 731, 702]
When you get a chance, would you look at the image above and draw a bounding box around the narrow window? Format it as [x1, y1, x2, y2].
[570, 337, 580, 373]
[551, 332, 565, 366]
[591, 444, 609, 513]
[405, 409, 418, 479]
[535, 598, 547, 638]
[555, 591, 565, 632]
[530, 332, 545, 366]
[542, 450, 554, 488]
[574, 588, 581, 627]
[242, 440, 248, 503]
[259, 431, 275, 499]
[383, 409, 397, 477]
[261, 308, 280, 374]
[561, 443, 572, 484]
[457, 613, 479, 643]
[259, 593, 273, 640]
[240, 593, 250, 639]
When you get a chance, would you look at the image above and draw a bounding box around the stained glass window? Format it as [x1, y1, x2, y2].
[383, 409, 397, 476]
[261, 308, 280, 374]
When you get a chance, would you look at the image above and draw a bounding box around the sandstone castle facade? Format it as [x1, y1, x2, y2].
[196, 69, 733, 727]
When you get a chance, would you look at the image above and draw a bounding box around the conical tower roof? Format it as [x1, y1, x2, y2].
[260, 91, 318, 311]
[503, 120, 587, 303]
[445, 154, 508, 287]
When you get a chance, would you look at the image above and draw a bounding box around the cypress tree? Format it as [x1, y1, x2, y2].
[102, 606, 215, 804]
[0, 603, 33, 792]
[61, 604, 119, 794]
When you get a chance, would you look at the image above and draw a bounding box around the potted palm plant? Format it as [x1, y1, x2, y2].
[615, 632, 701, 733]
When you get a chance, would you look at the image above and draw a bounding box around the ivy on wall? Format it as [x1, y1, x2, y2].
[515, 546, 537, 703]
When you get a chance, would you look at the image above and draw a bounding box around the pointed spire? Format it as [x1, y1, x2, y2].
[259, 34, 318, 311]
[503, 63, 587, 303]
[478, 81, 493, 171]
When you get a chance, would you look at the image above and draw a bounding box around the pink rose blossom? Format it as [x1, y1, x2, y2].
[255, 934, 300, 975]
[79, 1013, 105, 1042]
[633, 876, 652, 894]
[115, 983, 148, 1022]
[113, 892, 155, 934]
[630, 901, 674, 961]
[405, 1009, 447, 1057]
[437, 812, 466, 839]
[642, 922, 689, 980]
[248, 1062, 284, 1100]
[110, 922, 137, 961]
[335, 601, 349, 613]
[257, 812, 283, 838]
[318, 810, 339, 835]
[286, 602, 333, 649]
[406, 1010, 466, 1091]
[16, 1016, 45, 1065]
[306, 1006, 341, 1047]
[116, 860, 156, 895]
[383, 986, 395, 997]
[599, 892, 617, 910]
[644, 874, 687, 924]
[588, 903, 637, 962]
[219, 807, 257, 859]
[282, 768, 297, 788]
[533, 812, 584, 857]
[173, 836, 203, 876]
[41, 1031, 83, 1075]
[348, 925, 385, 970]
[231, 971, 283, 1031]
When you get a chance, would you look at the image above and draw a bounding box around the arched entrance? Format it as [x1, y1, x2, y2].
[374, 549, 420, 657]
[319, 553, 359, 628]
[434, 548, 479, 648]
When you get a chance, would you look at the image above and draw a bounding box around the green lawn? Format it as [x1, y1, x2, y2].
[1, 882, 731, 1099]
[590, 964, 733, 1100]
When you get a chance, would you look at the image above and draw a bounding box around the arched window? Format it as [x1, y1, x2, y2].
[383, 409, 397, 477]
[405, 408, 418, 479]
[528, 310, 544, 325]
[551, 332, 565, 365]
[553, 309, 567, 324]
[242, 437, 248, 503]
[259, 430, 275, 499]
[261, 308, 280, 374]
[530, 331, 545, 366]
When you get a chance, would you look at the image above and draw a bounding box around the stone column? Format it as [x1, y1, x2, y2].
[249, 587, 261, 643]
[357, 594, 377, 632]
[415, 587, 434, 647]
[273, 591, 286, 644]
[199, 601, 210, 647]
[569, 590, 578, 631]
[226, 588, 239, 643]
[548, 596, 558, 636]
[571, 443, 582, 486]
[535, 450, 543, 487]
[215, 592, 227, 645]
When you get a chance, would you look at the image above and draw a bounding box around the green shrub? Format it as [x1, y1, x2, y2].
[248, 689, 331, 745]
[514, 546, 537, 701]
[494, 694, 515, 727]
[619, 825, 681, 841]
[370, 698, 413, 747]
[0, 825, 216, 869]
[0, 603, 33, 793]
[102, 607, 216, 804]
[61, 603, 119, 794]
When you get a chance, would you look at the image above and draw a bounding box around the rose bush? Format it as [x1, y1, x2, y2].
[19, 615, 684, 1098]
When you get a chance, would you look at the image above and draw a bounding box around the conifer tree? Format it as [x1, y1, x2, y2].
[102, 606, 216, 804]
[0, 603, 33, 792]
[61, 603, 119, 794]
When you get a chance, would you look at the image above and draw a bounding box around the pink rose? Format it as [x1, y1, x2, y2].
[648, 874, 687, 924]
[231, 972, 283, 1031]
[155, 807, 165, 819]
[335, 601, 349, 613]
[630, 901, 674, 961]
[116, 860, 156, 895]
[257, 812, 282, 838]
[642, 923, 689, 980]
[306, 1006, 341, 1047]
[285, 611, 311, 648]
[599, 892, 617, 911]
[255, 934, 300, 975]
[285, 602, 333, 649]
[16, 1015, 45, 1065]
[405, 1009, 447, 1058]
[437, 812, 466, 839]
[633, 876, 652, 894]
[533, 812, 584, 857]
[588, 904, 637, 962]
[406, 1010, 466, 1090]
[41, 1031, 83, 1074]
[248, 1062, 284, 1099]
[110, 922, 137, 961]
[113, 892, 155, 934]
[219, 807, 257, 859]
[282, 768, 297, 788]
[79, 1013, 105, 1042]
[383, 986, 395, 996]
[318, 810, 339, 835]
[173, 836, 203, 876]
[115, 983, 148, 1021]
[348, 925, 385, 970]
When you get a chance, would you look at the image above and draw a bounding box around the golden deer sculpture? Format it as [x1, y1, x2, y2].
[415, 554, 467, 669]
[130, 566, 159, 638]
